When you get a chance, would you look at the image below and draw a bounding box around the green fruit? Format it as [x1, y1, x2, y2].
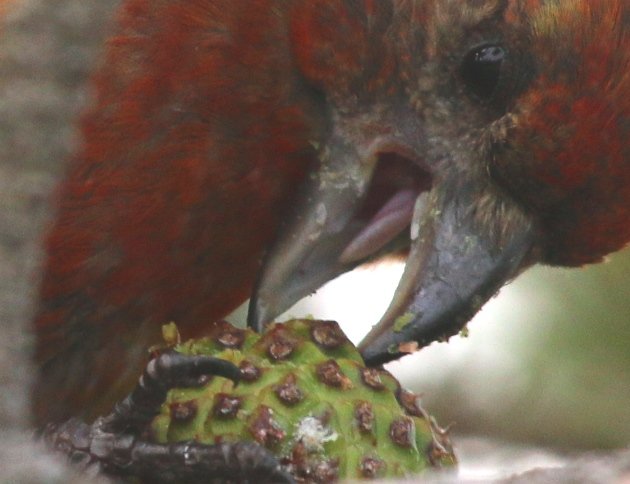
[151, 319, 456, 481]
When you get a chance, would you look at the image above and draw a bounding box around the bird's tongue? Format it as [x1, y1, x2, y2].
[339, 189, 418, 264]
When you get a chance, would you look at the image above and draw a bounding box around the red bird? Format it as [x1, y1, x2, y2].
[33, 0, 629, 427]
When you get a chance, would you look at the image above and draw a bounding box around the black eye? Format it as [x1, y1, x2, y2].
[461, 44, 506, 99]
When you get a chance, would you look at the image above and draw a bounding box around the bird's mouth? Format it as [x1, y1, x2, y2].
[339, 149, 433, 265]
[248, 137, 534, 366]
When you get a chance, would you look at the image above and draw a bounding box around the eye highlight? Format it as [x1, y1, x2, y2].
[461, 44, 506, 100]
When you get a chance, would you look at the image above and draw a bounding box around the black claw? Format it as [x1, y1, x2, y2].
[42, 419, 294, 483]
[122, 441, 294, 483]
[103, 350, 241, 433]
[41, 352, 293, 482]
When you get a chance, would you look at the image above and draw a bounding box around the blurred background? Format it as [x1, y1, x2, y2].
[0, 0, 626, 480]
[231, 247, 630, 478]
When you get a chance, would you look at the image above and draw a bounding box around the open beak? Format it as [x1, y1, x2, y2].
[248, 132, 535, 366]
[358, 182, 535, 365]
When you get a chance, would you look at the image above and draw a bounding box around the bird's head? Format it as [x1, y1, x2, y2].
[248, 0, 629, 365]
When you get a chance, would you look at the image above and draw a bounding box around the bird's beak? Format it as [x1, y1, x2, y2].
[248, 133, 536, 366]
[358, 182, 535, 365]
[248, 130, 394, 330]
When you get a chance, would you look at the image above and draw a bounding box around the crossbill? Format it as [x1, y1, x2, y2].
[33, 0, 629, 426]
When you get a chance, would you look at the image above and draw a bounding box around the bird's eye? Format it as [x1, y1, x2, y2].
[461, 44, 506, 99]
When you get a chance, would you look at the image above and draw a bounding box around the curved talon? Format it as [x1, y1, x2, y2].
[42, 419, 294, 483]
[124, 441, 294, 483]
[42, 353, 291, 482]
[103, 350, 240, 433]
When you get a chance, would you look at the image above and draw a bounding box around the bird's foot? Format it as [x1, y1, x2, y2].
[41, 350, 293, 483]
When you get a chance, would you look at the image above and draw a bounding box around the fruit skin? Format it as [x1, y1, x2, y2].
[150, 319, 456, 481]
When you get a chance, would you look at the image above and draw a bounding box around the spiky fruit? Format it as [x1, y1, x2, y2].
[150, 319, 456, 481]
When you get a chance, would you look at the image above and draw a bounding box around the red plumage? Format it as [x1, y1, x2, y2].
[33, 0, 629, 426]
[34, 0, 321, 423]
